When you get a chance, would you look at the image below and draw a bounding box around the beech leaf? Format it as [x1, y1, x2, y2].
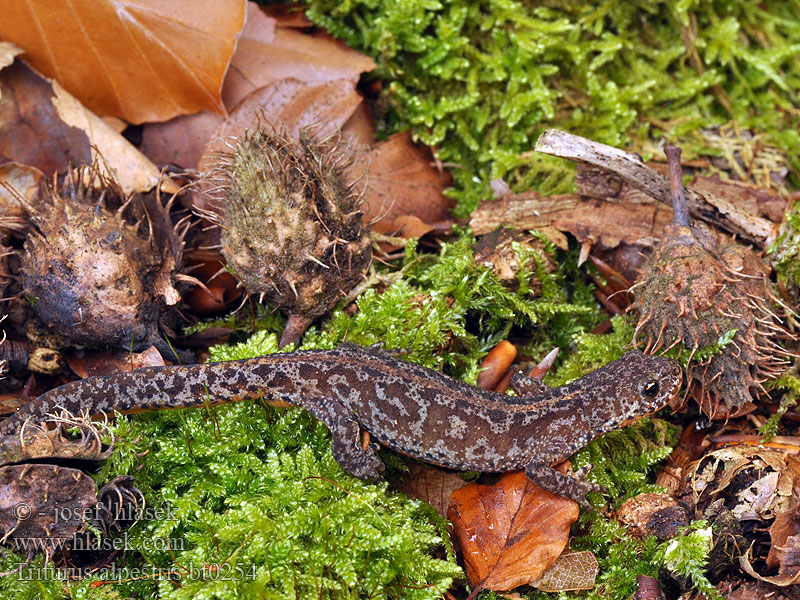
[0, 61, 175, 194]
[447, 471, 579, 592]
[0, 0, 246, 124]
[354, 131, 454, 236]
[531, 551, 599, 592]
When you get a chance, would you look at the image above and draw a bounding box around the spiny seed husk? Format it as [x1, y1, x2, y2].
[21, 165, 185, 354]
[632, 222, 792, 418]
[200, 126, 372, 345]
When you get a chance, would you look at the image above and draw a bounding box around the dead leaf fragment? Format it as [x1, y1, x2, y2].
[0, 61, 92, 174]
[0, 0, 246, 123]
[356, 131, 453, 235]
[66, 346, 166, 379]
[531, 551, 599, 592]
[767, 505, 800, 571]
[684, 446, 798, 522]
[447, 471, 579, 591]
[0, 464, 97, 556]
[0, 41, 21, 72]
[740, 538, 800, 587]
[396, 462, 467, 518]
[223, 3, 374, 110]
[0, 62, 173, 194]
[51, 81, 177, 194]
[140, 2, 375, 170]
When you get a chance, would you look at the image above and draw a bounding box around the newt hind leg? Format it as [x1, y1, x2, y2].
[301, 396, 384, 481]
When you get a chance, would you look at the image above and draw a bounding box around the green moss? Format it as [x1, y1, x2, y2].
[770, 206, 800, 292]
[760, 371, 800, 442]
[93, 403, 461, 600]
[305, 0, 800, 215]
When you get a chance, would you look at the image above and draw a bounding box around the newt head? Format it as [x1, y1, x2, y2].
[615, 350, 683, 426]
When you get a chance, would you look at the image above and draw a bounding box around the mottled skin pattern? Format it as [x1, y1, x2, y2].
[0, 344, 682, 505]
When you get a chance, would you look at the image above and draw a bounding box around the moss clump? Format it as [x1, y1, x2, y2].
[92, 402, 462, 600]
[305, 0, 800, 215]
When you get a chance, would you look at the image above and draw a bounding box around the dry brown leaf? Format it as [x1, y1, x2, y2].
[140, 2, 374, 170]
[0, 41, 21, 73]
[356, 131, 453, 235]
[196, 78, 363, 178]
[262, 2, 313, 28]
[0, 161, 42, 208]
[223, 3, 374, 110]
[740, 537, 800, 587]
[396, 462, 467, 518]
[140, 111, 224, 171]
[66, 346, 166, 379]
[470, 191, 671, 251]
[447, 470, 579, 592]
[684, 446, 798, 521]
[767, 505, 800, 570]
[531, 551, 599, 592]
[0, 0, 246, 124]
[0, 464, 98, 556]
[341, 101, 376, 146]
[50, 81, 178, 194]
[0, 61, 173, 194]
[0, 61, 92, 173]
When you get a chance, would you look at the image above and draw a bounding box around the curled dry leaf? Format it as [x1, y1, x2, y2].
[740, 535, 800, 586]
[767, 505, 800, 573]
[0, 0, 246, 124]
[447, 470, 579, 592]
[476, 340, 517, 391]
[0, 61, 174, 194]
[683, 446, 799, 522]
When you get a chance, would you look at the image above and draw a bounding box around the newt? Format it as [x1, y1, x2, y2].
[0, 343, 682, 505]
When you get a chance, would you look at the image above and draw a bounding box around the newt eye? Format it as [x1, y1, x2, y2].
[642, 380, 660, 398]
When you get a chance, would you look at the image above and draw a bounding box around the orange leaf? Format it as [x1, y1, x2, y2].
[0, 0, 246, 124]
[67, 346, 166, 379]
[447, 471, 579, 592]
[476, 341, 517, 391]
